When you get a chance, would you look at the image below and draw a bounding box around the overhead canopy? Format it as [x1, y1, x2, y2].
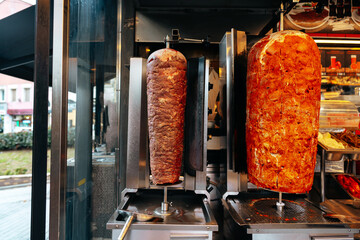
[0, 6, 35, 81]
[0, 0, 292, 82]
[7, 108, 33, 115]
[136, 0, 283, 9]
[0, 5, 53, 81]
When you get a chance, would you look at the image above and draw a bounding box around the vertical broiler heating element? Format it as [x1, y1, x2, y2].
[147, 48, 187, 185]
[246, 30, 322, 193]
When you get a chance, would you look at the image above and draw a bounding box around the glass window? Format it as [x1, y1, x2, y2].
[58, 1, 118, 239]
[11, 89, 16, 102]
[0, 89, 4, 101]
[24, 88, 30, 102]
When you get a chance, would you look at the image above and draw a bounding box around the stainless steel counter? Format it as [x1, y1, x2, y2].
[107, 190, 218, 240]
[222, 191, 359, 240]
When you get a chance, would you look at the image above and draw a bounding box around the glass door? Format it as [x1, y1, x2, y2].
[51, 0, 118, 239]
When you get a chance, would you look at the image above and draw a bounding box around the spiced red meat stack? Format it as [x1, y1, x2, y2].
[246, 30, 321, 193]
[147, 48, 187, 184]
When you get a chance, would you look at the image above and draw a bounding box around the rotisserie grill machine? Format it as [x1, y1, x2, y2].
[107, 45, 218, 239]
[221, 29, 360, 240]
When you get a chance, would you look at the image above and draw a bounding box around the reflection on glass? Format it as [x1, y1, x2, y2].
[65, 0, 117, 239]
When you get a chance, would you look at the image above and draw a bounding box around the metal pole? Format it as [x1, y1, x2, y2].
[280, 2, 284, 31]
[118, 0, 135, 201]
[279, 192, 282, 203]
[164, 186, 168, 203]
[320, 148, 326, 202]
[276, 192, 285, 212]
[161, 187, 169, 212]
[116, 0, 122, 206]
[50, 0, 70, 239]
[31, 0, 50, 239]
[165, 35, 170, 48]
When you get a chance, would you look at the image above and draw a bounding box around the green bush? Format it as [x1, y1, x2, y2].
[0, 131, 33, 150]
[48, 129, 52, 148]
[67, 127, 76, 147]
[47, 127, 75, 148]
[0, 128, 76, 150]
[15, 168, 27, 174]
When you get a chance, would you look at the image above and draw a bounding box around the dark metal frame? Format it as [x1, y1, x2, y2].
[258, 1, 296, 36]
[118, 0, 135, 204]
[31, 0, 51, 239]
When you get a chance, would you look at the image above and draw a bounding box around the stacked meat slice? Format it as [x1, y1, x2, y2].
[147, 48, 187, 184]
[246, 30, 321, 193]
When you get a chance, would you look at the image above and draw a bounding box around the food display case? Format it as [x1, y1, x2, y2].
[321, 50, 360, 87]
[320, 100, 360, 129]
[316, 45, 360, 212]
[220, 28, 360, 240]
[318, 132, 360, 160]
[321, 48, 360, 108]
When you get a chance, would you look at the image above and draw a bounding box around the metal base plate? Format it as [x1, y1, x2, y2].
[107, 190, 218, 230]
[149, 178, 184, 189]
[154, 206, 176, 216]
[225, 194, 345, 226]
[251, 198, 305, 219]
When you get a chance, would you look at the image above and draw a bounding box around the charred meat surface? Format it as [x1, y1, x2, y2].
[147, 48, 187, 184]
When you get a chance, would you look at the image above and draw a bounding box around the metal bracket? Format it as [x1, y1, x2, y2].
[222, 191, 239, 200]
[164, 29, 210, 46]
[195, 190, 211, 203]
[121, 188, 138, 201]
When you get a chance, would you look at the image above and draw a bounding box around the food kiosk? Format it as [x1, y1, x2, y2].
[49, 1, 360, 239]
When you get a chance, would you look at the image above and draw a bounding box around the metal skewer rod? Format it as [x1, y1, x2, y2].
[165, 35, 170, 48]
[164, 186, 168, 203]
[276, 192, 285, 212]
[155, 186, 173, 216]
[280, 2, 284, 31]
[161, 186, 169, 212]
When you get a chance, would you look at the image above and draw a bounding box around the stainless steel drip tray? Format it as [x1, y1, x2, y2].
[107, 190, 218, 231]
[223, 193, 360, 233]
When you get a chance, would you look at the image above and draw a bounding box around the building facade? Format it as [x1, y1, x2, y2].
[0, 74, 34, 133]
[0, 0, 34, 133]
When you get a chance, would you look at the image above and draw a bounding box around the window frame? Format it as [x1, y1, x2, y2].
[0, 88, 5, 102]
[10, 88, 17, 102]
[23, 87, 31, 102]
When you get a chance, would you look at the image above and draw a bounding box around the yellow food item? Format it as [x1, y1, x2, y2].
[318, 132, 345, 149]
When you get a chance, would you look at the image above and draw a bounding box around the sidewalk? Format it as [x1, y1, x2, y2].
[0, 173, 50, 187]
[0, 183, 49, 240]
